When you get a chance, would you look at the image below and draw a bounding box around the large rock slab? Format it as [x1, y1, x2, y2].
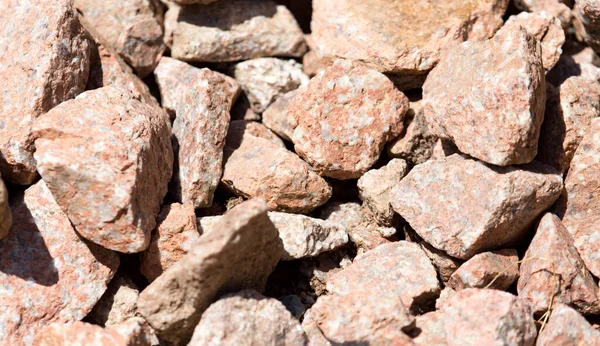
[391, 154, 563, 259]
[0, 0, 90, 185]
[423, 26, 546, 166]
[518, 213, 600, 315]
[536, 304, 600, 346]
[311, 0, 509, 89]
[32, 86, 173, 253]
[556, 118, 600, 277]
[74, 0, 164, 77]
[171, 0, 306, 62]
[0, 181, 119, 346]
[222, 133, 331, 213]
[137, 199, 283, 345]
[447, 249, 518, 291]
[291, 59, 409, 179]
[188, 290, 307, 346]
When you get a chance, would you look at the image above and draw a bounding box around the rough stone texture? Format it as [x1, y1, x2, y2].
[222, 134, 332, 213]
[308, 293, 415, 345]
[301, 312, 332, 346]
[140, 203, 199, 282]
[153, 57, 240, 117]
[291, 59, 409, 179]
[268, 212, 348, 260]
[0, 0, 91, 185]
[518, 213, 600, 315]
[262, 89, 299, 142]
[233, 58, 309, 113]
[447, 249, 519, 291]
[326, 242, 440, 312]
[423, 27, 546, 166]
[499, 11, 565, 71]
[387, 100, 439, 166]
[33, 320, 154, 346]
[556, 118, 600, 278]
[32, 86, 173, 253]
[537, 77, 600, 174]
[0, 178, 11, 240]
[137, 199, 283, 345]
[227, 120, 285, 148]
[358, 159, 408, 227]
[170, 69, 230, 209]
[171, 0, 306, 62]
[312, 0, 509, 89]
[188, 290, 307, 346]
[547, 43, 600, 86]
[576, 0, 600, 54]
[0, 181, 119, 346]
[391, 154, 563, 259]
[536, 304, 600, 346]
[416, 289, 537, 346]
[74, 0, 164, 77]
[87, 273, 139, 327]
[515, 0, 572, 28]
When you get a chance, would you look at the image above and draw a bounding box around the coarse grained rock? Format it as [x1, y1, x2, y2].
[140, 203, 200, 282]
[423, 27, 546, 166]
[537, 77, 600, 174]
[0, 181, 119, 346]
[0, 178, 11, 240]
[170, 69, 230, 209]
[74, 0, 164, 77]
[499, 11, 565, 71]
[32, 320, 154, 346]
[32, 86, 173, 253]
[222, 134, 331, 213]
[515, 0, 572, 28]
[153, 57, 240, 117]
[188, 290, 307, 346]
[519, 213, 600, 315]
[547, 42, 600, 86]
[576, 0, 600, 54]
[301, 311, 332, 346]
[291, 59, 409, 179]
[412, 312, 446, 346]
[227, 120, 285, 149]
[268, 212, 348, 260]
[447, 249, 519, 291]
[262, 89, 299, 142]
[87, 273, 140, 328]
[326, 242, 440, 312]
[0, 0, 90, 185]
[311, 0, 509, 90]
[137, 199, 283, 345]
[556, 118, 600, 278]
[391, 154, 563, 259]
[536, 304, 600, 346]
[358, 159, 408, 227]
[171, 0, 306, 62]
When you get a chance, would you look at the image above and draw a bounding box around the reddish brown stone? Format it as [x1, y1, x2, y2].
[447, 249, 519, 291]
[301, 312, 332, 346]
[33, 86, 173, 253]
[227, 120, 285, 148]
[87, 273, 139, 328]
[0, 178, 11, 240]
[33, 320, 154, 346]
[576, 0, 600, 54]
[536, 304, 600, 346]
[392, 154, 563, 259]
[0, 181, 119, 346]
[262, 89, 299, 142]
[423, 27, 546, 166]
[515, 0, 572, 28]
[291, 59, 409, 179]
[137, 199, 283, 345]
[0, 0, 91, 185]
[547, 43, 600, 86]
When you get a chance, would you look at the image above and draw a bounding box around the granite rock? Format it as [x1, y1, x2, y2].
[536, 304, 600, 346]
[87, 273, 139, 327]
[227, 120, 285, 148]
[515, 0, 572, 28]
[262, 89, 299, 142]
[576, 0, 600, 54]
[33, 320, 153, 346]
[547, 43, 600, 86]
[447, 249, 519, 291]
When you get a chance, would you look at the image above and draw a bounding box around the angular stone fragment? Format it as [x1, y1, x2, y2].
[75, 0, 165, 77]
[33, 320, 153, 346]
[234, 58, 309, 113]
[222, 134, 331, 213]
[576, 0, 600, 54]
[312, 0, 508, 89]
[447, 249, 519, 291]
[547, 43, 600, 86]
[33, 86, 173, 253]
[412, 312, 446, 346]
[358, 159, 408, 227]
[87, 273, 140, 327]
[291, 59, 409, 179]
[537, 77, 600, 174]
[536, 304, 600, 346]
[556, 118, 600, 278]
[171, 0, 306, 62]
[188, 290, 307, 346]
[327, 242, 440, 312]
[391, 154, 563, 259]
[137, 199, 283, 345]
[0, 178, 11, 240]
[500, 11, 565, 71]
[301, 312, 332, 346]
[268, 212, 348, 260]
[0, 0, 90, 184]
[140, 203, 199, 282]
[227, 120, 285, 148]
[170, 69, 230, 208]
[404, 228, 463, 284]
[153, 57, 240, 117]
[262, 89, 299, 142]
[515, 0, 572, 28]
[423, 27, 545, 166]
[308, 293, 415, 345]
[0, 181, 119, 346]
[519, 213, 600, 314]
